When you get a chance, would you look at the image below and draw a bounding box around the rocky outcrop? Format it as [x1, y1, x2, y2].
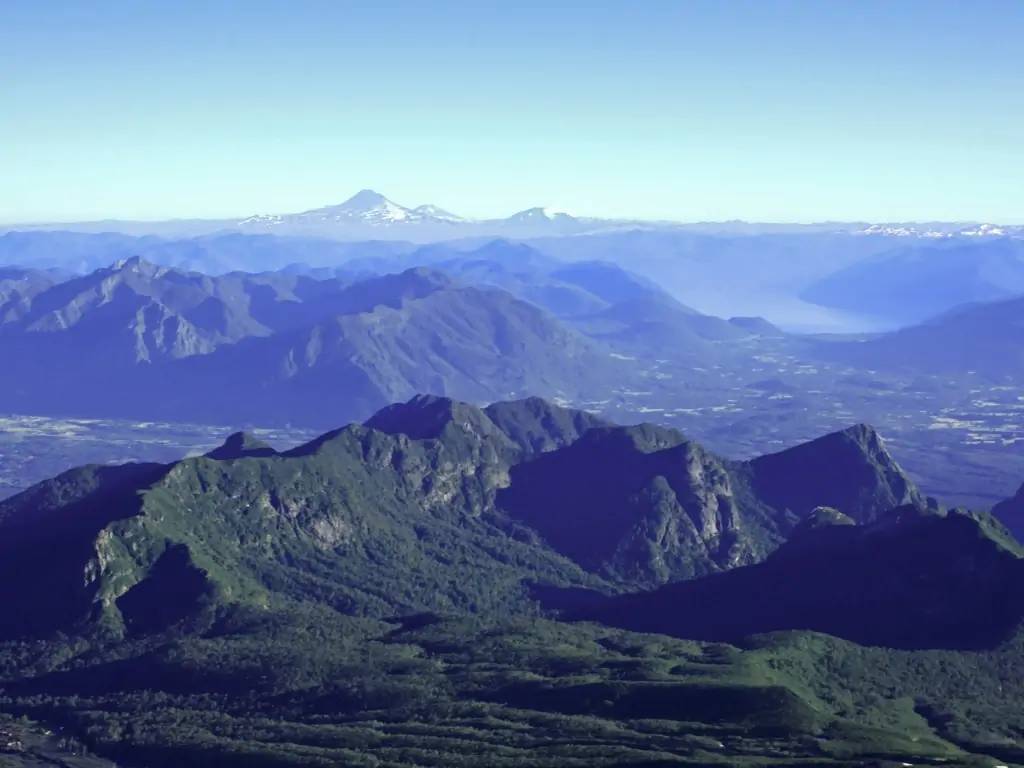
[993, 483, 1024, 542]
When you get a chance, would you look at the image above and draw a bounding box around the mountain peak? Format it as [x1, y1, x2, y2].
[365, 395, 606, 457]
[110, 254, 163, 274]
[364, 394, 476, 441]
[288, 191, 468, 227]
[205, 432, 277, 460]
[828, 422, 887, 452]
[749, 423, 922, 522]
[507, 206, 576, 223]
[363, 394, 519, 447]
[411, 203, 465, 222]
[340, 189, 392, 210]
[294, 190, 414, 224]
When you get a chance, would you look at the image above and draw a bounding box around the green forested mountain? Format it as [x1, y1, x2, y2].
[0, 396, 923, 641]
[0, 396, 1021, 767]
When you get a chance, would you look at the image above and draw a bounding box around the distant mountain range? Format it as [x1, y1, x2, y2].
[4, 213, 1024, 333]
[815, 291, 1024, 379]
[6, 188, 1023, 243]
[4, 251, 775, 426]
[802, 238, 1024, 326]
[3, 244, 1024, 433]
[1, 190, 630, 242]
[0, 229, 414, 274]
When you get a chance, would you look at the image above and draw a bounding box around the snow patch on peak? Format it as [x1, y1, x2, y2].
[857, 224, 951, 238]
[238, 213, 284, 227]
[856, 222, 1015, 239]
[240, 191, 468, 228]
[411, 204, 465, 223]
[509, 206, 577, 222]
[961, 223, 1006, 237]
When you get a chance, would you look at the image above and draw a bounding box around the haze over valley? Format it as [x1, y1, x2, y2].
[2, 203, 1023, 508]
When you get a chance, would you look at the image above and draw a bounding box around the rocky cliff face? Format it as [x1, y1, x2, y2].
[497, 421, 921, 587]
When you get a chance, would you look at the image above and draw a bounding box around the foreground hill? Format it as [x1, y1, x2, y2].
[0, 396, 921, 640]
[499, 420, 919, 584]
[0, 396, 1022, 766]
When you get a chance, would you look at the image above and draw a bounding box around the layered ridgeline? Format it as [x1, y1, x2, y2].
[801, 238, 1024, 327]
[0, 252, 776, 427]
[3, 396, 1024, 766]
[815, 291, 1024, 379]
[0, 258, 622, 423]
[336, 238, 766, 357]
[0, 265, 65, 320]
[0, 395, 921, 640]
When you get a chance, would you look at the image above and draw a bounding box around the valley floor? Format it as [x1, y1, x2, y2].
[3, 362, 1022, 510]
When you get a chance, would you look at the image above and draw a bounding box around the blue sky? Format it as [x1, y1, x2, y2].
[2, 0, 1022, 223]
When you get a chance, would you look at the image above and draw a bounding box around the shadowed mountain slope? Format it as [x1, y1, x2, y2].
[802, 238, 1024, 326]
[816, 293, 1024, 379]
[575, 505, 1024, 650]
[498, 422, 921, 585]
[993, 483, 1024, 542]
[748, 423, 923, 523]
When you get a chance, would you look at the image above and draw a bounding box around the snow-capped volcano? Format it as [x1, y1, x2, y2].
[238, 190, 468, 230]
[224, 190, 1024, 243]
[294, 190, 464, 226]
[506, 206, 577, 223]
[410, 204, 465, 223]
[230, 193, 625, 240]
[232, 190, 614, 240]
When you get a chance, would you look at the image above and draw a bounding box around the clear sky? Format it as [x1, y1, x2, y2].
[2, 0, 1022, 224]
